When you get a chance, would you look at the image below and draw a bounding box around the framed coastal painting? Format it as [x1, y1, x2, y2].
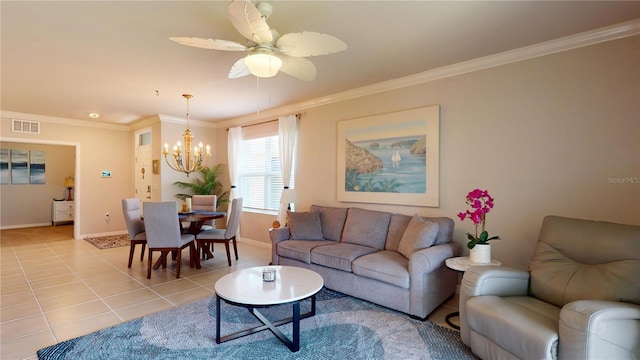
[337, 105, 440, 207]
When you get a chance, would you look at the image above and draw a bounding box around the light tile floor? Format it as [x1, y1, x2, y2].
[1, 225, 459, 360]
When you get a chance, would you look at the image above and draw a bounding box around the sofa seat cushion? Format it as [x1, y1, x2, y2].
[341, 208, 392, 250]
[277, 240, 337, 264]
[310, 243, 379, 272]
[467, 295, 560, 360]
[352, 250, 409, 288]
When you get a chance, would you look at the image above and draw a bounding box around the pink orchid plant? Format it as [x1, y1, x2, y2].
[457, 189, 500, 249]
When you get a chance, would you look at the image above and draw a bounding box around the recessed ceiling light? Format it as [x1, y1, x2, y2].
[89, 113, 100, 118]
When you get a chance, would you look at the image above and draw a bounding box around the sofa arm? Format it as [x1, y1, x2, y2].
[459, 266, 530, 345]
[559, 300, 640, 359]
[269, 227, 291, 243]
[268, 227, 291, 265]
[409, 243, 456, 275]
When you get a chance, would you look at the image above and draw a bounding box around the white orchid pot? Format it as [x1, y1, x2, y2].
[470, 243, 491, 264]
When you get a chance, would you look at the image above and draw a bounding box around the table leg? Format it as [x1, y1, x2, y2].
[445, 311, 460, 330]
[216, 296, 221, 344]
[215, 294, 316, 352]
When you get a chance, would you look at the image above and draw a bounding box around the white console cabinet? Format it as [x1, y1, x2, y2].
[52, 201, 74, 226]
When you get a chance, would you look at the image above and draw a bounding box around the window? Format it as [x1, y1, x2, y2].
[238, 135, 294, 211]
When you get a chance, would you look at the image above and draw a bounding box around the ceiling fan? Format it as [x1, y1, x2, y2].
[170, 0, 347, 81]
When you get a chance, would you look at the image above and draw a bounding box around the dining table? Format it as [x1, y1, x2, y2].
[150, 210, 226, 270]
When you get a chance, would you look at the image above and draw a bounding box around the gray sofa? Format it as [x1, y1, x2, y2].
[460, 215, 640, 360]
[269, 205, 460, 319]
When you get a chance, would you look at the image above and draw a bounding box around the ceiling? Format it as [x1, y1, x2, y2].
[2, 1, 639, 125]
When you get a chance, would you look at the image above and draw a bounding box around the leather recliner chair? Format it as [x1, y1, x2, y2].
[459, 215, 640, 359]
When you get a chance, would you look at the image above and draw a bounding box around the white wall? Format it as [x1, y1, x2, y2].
[233, 36, 640, 269]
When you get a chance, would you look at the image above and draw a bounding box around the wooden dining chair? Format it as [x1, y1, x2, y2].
[196, 198, 243, 266]
[121, 198, 147, 268]
[143, 202, 199, 279]
[191, 195, 217, 231]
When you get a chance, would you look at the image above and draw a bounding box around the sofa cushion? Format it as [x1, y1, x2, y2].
[341, 208, 392, 250]
[385, 213, 412, 251]
[288, 210, 324, 240]
[310, 243, 379, 272]
[530, 216, 640, 307]
[352, 250, 410, 288]
[398, 215, 439, 258]
[277, 240, 336, 264]
[310, 205, 348, 241]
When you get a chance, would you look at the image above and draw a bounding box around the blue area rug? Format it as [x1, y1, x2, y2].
[38, 289, 477, 359]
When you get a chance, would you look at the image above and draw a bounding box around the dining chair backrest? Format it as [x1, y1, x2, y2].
[192, 195, 217, 228]
[143, 202, 182, 248]
[122, 198, 144, 239]
[224, 198, 243, 239]
[192, 195, 217, 211]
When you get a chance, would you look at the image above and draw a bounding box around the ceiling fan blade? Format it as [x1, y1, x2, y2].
[228, 58, 251, 78]
[169, 37, 247, 51]
[278, 55, 317, 81]
[227, 0, 273, 44]
[276, 31, 347, 57]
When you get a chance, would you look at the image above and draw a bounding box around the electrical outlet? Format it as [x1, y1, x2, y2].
[105, 212, 110, 222]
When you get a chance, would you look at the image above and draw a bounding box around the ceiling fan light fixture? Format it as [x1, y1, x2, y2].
[245, 52, 282, 78]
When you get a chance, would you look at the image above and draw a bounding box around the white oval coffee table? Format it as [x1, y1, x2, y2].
[214, 265, 324, 352]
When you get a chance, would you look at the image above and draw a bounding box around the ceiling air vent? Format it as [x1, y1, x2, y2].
[12, 119, 40, 134]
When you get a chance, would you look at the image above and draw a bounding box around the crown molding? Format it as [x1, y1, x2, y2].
[1, 111, 130, 131]
[223, 19, 640, 126]
[157, 114, 217, 129]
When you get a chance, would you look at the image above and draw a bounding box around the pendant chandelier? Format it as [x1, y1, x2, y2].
[162, 94, 211, 177]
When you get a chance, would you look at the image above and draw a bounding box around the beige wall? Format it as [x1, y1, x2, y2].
[232, 36, 640, 269]
[1, 36, 637, 270]
[0, 117, 133, 238]
[0, 142, 75, 227]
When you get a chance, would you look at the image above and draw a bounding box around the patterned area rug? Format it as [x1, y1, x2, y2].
[83, 234, 130, 249]
[38, 289, 477, 360]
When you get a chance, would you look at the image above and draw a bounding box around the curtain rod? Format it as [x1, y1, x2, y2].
[227, 113, 301, 131]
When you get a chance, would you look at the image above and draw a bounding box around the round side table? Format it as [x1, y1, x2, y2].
[445, 256, 501, 330]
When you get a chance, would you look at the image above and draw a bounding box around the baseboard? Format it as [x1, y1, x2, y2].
[237, 236, 271, 249]
[0, 222, 52, 230]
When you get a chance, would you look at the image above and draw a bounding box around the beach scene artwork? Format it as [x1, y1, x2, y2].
[11, 150, 29, 184]
[30, 150, 46, 184]
[344, 121, 427, 194]
[0, 149, 8, 184]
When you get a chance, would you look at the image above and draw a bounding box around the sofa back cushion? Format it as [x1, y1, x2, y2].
[530, 215, 640, 306]
[397, 215, 439, 258]
[385, 214, 412, 251]
[310, 205, 348, 241]
[287, 211, 324, 240]
[341, 208, 392, 250]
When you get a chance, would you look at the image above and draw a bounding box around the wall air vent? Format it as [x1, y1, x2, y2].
[12, 119, 40, 134]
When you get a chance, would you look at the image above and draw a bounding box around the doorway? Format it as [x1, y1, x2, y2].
[135, 129, 152, 205]
[0, 137, 80, 240]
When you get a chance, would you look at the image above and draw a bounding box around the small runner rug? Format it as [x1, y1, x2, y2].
[37, 289, 477, 360]
[83, 234, 130, 249]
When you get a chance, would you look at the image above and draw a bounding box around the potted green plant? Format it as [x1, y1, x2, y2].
[173, 164, 229, 208]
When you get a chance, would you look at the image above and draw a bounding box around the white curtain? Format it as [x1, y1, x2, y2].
[277, 114, 299, 224]
[227, 126, 243, 224]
